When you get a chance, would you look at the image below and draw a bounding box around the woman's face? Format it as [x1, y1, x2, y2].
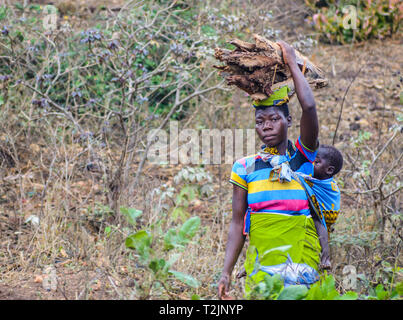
[255, 107, 291, 147]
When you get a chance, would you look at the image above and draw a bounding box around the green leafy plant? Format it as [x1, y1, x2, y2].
[120, 206, 143, 226]
[164, 216, 201, 250]
[305, 273, 358, 300]
[171, 167, 213, 222]
[305, 0, 403, 44]
[249, 267, 403, 300]
[362, 261, 403, 300]
[365, 282, 402, 300]
[249, 273, 289, 300]
[125, 215, 201, 298]
[249, 273, 358, 300]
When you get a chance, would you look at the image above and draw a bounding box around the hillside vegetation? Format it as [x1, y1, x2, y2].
[0, 0, 401, 300]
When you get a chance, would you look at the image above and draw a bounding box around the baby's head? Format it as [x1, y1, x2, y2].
[313, 145, 343, 180]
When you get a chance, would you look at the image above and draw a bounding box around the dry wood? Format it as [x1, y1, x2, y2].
[214, 34, 328, 101]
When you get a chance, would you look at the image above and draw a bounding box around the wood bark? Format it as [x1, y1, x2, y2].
[214, 34, 328, 101]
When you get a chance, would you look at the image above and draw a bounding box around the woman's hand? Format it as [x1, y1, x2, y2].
[277, 40, 297, 67]
[217, 273, 234, 300]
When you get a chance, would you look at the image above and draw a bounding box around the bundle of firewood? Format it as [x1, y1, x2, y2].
[214, 34, 328, 101]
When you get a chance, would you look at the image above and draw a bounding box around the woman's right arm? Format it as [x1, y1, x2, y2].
[217, 184, 248, 299]
[277, 40, 319, 151]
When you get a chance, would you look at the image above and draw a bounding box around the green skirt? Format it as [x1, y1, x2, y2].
[244, 213, 321, 295]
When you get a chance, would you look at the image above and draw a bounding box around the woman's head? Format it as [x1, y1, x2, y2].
[255, 104, 292, 148]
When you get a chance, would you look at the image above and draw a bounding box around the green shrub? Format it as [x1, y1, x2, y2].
[125, 215, 202, 298]
[249, 271, 403, 300]
[305, 0, 403, 43]
[249, 273, 358, 300]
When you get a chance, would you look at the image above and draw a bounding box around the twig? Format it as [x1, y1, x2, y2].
[332, 64, 364, 145]
[383, 186, 403, 200]
[271, 64, 277, 86]
[377, 151, 403, 186]
[108, 275, 124, 300]
[341, 188, 378, 195]
[132, 79, 226, 187]
[370, 129, 400, 170]
[21, 82, 84, 134]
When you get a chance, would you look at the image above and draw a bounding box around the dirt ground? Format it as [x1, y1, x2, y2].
[0, 267, 126, 300]
[0, 1, 402, 300]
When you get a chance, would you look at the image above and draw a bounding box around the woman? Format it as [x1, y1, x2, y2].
[218, 41, 321, 299]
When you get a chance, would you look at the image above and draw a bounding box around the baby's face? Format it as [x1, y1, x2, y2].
[313, 150, 330, 180]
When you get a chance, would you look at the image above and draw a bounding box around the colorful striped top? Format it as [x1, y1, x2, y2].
[229, 137, 317, 217]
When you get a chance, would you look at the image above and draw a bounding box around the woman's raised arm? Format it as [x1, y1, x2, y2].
[277, 41, 319, 151]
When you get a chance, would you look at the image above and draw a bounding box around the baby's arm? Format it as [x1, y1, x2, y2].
[313, 215, 331, 270]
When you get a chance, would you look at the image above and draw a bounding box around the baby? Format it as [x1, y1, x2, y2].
[303, 144, 343, 270]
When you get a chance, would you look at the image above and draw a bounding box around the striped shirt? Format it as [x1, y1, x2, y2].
[229, 137, 317, 217]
